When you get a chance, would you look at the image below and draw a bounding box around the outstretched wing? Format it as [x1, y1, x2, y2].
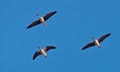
[27, 19, 41, 29]
[82, 42, 95, 50]
[33, 51, 41, 60]
[45, 46, 56, 52]
[98, 33, 111, 43]
[43, 11, 57, 21]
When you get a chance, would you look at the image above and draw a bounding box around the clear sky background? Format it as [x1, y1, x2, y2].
[1, 0, 120, 72]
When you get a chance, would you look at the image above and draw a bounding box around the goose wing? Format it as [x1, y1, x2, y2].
[43, 11, 57, 21]
[98, 33, 111, 43]
[82, 42, 95, 50]
[27, 19, 41, 29]
[33, 51, 41, 60]
[45, 46, 56, 52]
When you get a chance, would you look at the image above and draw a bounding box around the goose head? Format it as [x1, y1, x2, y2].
[91, 36, 95, 41]
[36, 13, 42, 18]
[37, 46, 41, 49]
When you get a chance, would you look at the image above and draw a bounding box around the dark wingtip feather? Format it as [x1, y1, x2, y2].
[26, 27, 30, 29]
[82, 48, 85, 50]
[54, 11, 57, 13]
[47, 46, 56, 48]
[105, 33, 111, 37]
[33, 57, 35, 60]
[82, 48, 84, 50]
[53, 46, 56, 48]
[33, 55, 36, 60]
[51, 11, 57, 14]
[26, 25, 31, 29]
[50, 46, 56, 49]
[108, 33, 111, 36]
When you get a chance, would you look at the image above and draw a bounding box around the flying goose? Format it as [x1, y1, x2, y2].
[82, 33, 111, 50]
[33, 46, 56, 60]
[27, 11, 57, 29]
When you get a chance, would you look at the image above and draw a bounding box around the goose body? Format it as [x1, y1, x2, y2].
[33, 46, 56, 60]
[27, 11, 57, 29]
[40, 49, 47, 57]
[82, 33, 111, 50]
[94, 39, 100, 48]
[39, 17, 47, 26]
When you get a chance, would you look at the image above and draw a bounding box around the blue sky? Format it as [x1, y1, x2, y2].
[1, 0, 120, 72]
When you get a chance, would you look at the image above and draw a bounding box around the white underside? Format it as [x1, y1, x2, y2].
[40, 17, 47, 26]
[94, 40, 101, 48]
[41, 49, 47, 57]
